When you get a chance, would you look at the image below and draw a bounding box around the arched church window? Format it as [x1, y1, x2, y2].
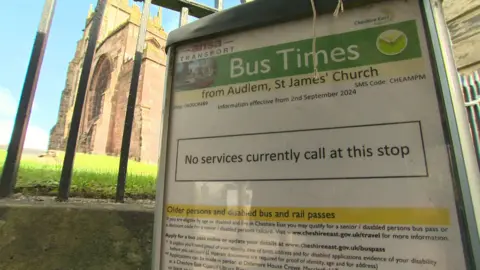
[88, 56, 112, 123]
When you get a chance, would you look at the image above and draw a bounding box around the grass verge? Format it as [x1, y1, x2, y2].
[0, 150, 157, 200]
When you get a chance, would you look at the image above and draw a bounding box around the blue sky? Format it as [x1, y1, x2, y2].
[0, 0, 240, 150]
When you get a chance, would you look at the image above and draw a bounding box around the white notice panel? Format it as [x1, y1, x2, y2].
[159, 0, 468, 269]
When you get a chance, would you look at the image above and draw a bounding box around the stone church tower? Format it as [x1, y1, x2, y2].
[49, 0, 167, 164]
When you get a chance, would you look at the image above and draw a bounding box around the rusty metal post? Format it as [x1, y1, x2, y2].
[116, 0, 152, 203]
[0, 0, 56, 198]
[179, 7, 189, 26]
[215, 0, 223, 10]
[57, 0, 107, 201]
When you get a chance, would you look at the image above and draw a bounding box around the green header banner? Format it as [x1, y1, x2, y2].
[174, 20, 422, 91]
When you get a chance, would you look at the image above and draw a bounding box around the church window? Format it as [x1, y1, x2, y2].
[88, 56, 112, 123]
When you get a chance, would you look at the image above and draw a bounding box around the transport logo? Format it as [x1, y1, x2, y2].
[178, 39, 234, 53]
[376, 29, 408, 56]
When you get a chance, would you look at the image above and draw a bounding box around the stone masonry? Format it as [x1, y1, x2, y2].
[443, 0, 480, 74]
[49, 0, 166, 164]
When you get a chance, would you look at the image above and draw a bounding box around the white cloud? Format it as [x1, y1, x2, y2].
[0, 86, 48, 151]
[0, 86, 39, 116]
[0, 120, 49, 151]
[0, 86, 18, 116]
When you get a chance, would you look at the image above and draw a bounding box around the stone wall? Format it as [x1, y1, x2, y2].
[80, 25, 130, 155]
[0, 199, 155, 270]
[107, 59, 134, 156]
[137, 39, 166, 164]
[49, 1, 167, 164]
[49, 38, 87, 151]
[443, 0, 480, 74]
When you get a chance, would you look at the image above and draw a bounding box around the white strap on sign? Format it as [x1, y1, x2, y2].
[333, 0, 344, 16]
[309, 0, 344, 79]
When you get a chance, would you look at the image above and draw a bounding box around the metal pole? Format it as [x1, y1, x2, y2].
[57, 0, 106, 201]
[115, 0, 151, 203]
[151, 48, 174, 270]
[0, 0, 56, 198]
[215, 0, 223, 10]
[179, 7, 189, 27]
[423, 0, 480, 267]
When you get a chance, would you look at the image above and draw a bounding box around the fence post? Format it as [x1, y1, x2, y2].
[215, 0, 224, 10]
[115, 0, 152, 203]
[179, 7, 189, 27]
[57, 0, 107, 201]
[0, 0, 57, 198]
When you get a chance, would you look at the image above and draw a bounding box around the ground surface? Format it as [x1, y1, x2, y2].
[0, 196, 156, 270]
[0, 150, 158, 199]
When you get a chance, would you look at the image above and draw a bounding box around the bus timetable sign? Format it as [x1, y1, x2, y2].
[152, 0, 480, 269]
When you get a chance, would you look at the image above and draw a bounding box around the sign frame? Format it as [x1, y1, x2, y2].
[151, 0, 480, 269]
[418, 0, 480, 267]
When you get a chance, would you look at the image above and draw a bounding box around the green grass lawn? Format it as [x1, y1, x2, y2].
[0, 150, 158, 199]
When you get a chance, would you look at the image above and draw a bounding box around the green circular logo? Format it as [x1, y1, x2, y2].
[376, 29, 408, 56]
